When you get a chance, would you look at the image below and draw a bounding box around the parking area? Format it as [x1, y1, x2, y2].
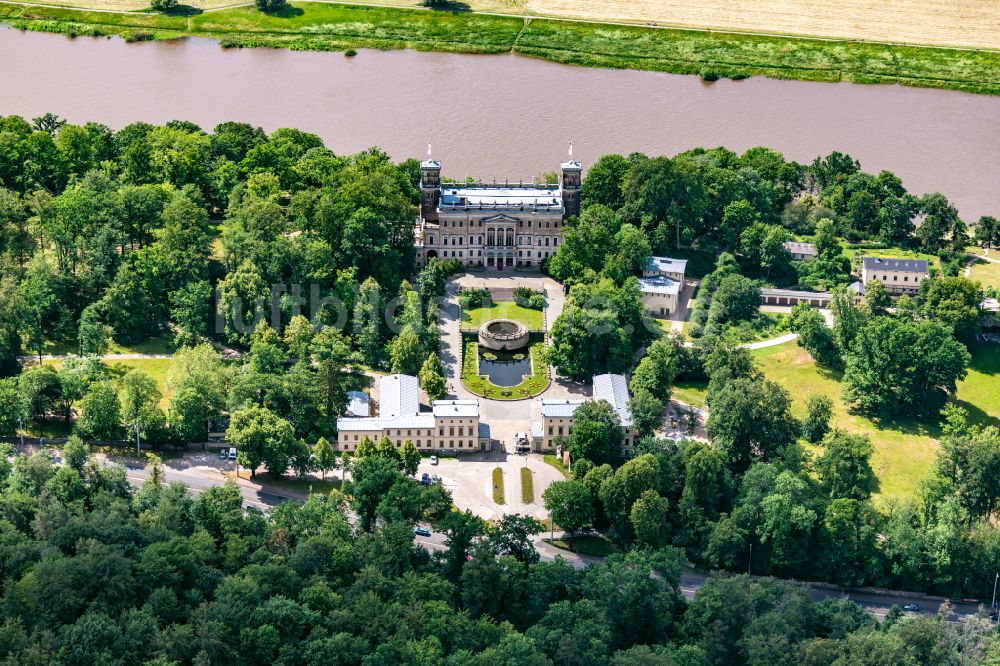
[416, 450, 565, 521]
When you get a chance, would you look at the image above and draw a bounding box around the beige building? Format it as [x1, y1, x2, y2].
[336, 374, 488, 453]
[861, 257, 929, 295]
[415, 159, 581, 270]
[530, 374, 640, 454]
[639, 275, 682, 318]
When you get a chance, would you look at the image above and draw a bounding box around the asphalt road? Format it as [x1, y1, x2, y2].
[113, 455, 986, 623]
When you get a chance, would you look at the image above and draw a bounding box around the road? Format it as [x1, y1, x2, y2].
[108, 453, 985, 623]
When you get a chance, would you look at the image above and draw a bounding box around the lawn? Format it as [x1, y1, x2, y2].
[461, 301, 544, 331]
[492, 467, 505, 504]
[42, 356, 175, 409]
[750, 340, 1000, 503]
[842, 245, 941, 272]
[3, 1, 1000, 96]
[543, 454, 570, 478]
[968, 257, 1000, 290]
[672, 378, 708, 409]
[520, 466, 535, 503]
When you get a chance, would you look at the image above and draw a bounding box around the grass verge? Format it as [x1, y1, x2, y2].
[461, 300, 545, 331]
[543, 454, 569, 478]
[492, 466, 505, 504]
[520, 466, 534, 503]
[2, 2, 999, 95]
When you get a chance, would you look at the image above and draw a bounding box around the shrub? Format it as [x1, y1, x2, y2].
[150, 0, 176, 11]
[513, 286, 546, 310]
[345, 48, 357, 57]
[701, 70, 720, 82]
[255, 0, 286, 12]
[459, 288, 492, 309]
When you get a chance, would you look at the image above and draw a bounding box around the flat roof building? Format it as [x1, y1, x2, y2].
[644, 256, 688, 281]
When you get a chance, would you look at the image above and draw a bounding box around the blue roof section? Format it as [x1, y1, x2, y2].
[638, 275, 681, 295]
[646, 256, 688, 275]
[862, 257, 929, 273]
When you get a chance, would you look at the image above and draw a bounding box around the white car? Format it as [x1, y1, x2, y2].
[430, 455, 438, 465]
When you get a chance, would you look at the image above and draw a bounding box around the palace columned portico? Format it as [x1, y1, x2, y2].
[415, 157, 581, 270]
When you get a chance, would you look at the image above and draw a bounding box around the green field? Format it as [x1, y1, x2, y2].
[968, 257, 1000, 289]
[461, 301, 545, 331]
[2, 2, 1000, 95]
[750, 340, 999, 503]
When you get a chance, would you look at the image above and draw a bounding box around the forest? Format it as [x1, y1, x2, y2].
[0, 113, 997, 632]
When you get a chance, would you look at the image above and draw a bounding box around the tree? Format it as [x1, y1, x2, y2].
[77, 303, 112, 356]
[0, 378, 27, 436]
[802, 394, 833, 444]
[790, 303, 841, 369]
[598, 454, 661, 540]
[816, 431, 875, 500]
[283, 314, 314, 360]
[629, 489, 670, 549]
[62, 435, 90, 472]
[228, 406, 295, 477]
[255, 0, 286, 14]
[487, 514, 543, 565]
[289, 439, 313, 478]
[711, 274, 760, 323]
[399, 440, 421, 477]
[169, 280, 212, 346]
[974, 215, 997, 248]
[706, 377, 800, 474]
[842, 317, 970, 417]
[568, 400, 623, 466]
[353, 277, 382, 368]
[313, 437, 337, 481]
[120, 369, 164, 440]
[310, 325, 351, 421]
[390, 326, 425, 376]
[418, 352, 447, 402]
[861, 278, 892, 318]
[921, 277, 982, 341]
[542, 480, 593, 538]
[934, 427, 1000, 520]
[150, 0, 177, 12]
[75, 382, 123, 440]
[628, 389, 664, 438]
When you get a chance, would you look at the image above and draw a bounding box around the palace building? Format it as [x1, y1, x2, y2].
[415, 159, 581, 270]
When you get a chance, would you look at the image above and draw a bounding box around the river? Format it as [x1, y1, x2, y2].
[1, 26, 998, 219]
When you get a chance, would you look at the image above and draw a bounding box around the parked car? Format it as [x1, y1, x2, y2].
[430, 455, 438, 465]
[414, 526, 431, 537]
[218, 449, 227, 460]
[902, 603, 919, 612]
[430, 475, 439, 484]
[228, 447, 237, 461]
[420, 473, 430, 485]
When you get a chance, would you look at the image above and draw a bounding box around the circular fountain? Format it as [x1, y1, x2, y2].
[477, 318, 529, 352]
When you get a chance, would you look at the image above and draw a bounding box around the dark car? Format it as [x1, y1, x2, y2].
[218, 449, 227, 459]
[414, 526, 431, 537]
[419, 473, 430, 485]
[902, 603, 919, 612]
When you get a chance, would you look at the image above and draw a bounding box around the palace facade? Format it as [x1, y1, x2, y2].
[415, 159, 581, 270]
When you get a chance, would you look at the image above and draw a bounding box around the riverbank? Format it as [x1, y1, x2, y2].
[2, 2, 1000, 95]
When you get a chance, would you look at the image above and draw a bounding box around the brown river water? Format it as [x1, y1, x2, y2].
[1, 26, 998, 219]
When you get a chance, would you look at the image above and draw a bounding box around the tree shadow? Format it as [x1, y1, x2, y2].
[163, 4, 203, 16]
[423, 0, 472, 11]
[266, 4, 305, 18]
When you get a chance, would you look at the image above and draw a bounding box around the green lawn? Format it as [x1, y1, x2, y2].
[461, 301, 544, 331]
[492, 467, 505, 504]
[842, 245, 941, 272]
[41, 335, 176, 357]
[751, 340, 1000, 503]
[543, 454, 570, 478]
[672, 378, 708, 409]
[3, 1, 1000, 95]
[43, 356, 175, 409]
[968, 257, 1000, 289]
[520, 466, 535, 503]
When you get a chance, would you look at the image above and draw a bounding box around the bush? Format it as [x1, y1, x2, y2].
[513, 286, 546, 310]
[701, 70, 720, 81]
[459, 288, 492, 309]
[345, 49, 357, 57]
[150, 0, 176, 11]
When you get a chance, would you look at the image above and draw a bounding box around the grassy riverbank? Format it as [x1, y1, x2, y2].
[2, 2, 1000, 95]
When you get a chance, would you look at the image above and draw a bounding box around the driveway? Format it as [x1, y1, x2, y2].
[417, 450, 565, 521]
